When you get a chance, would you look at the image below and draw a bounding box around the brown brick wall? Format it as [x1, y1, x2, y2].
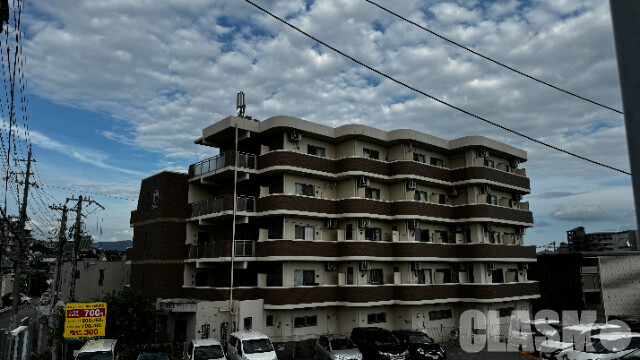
[130, 171, 189, 224]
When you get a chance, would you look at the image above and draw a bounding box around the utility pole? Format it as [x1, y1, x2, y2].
[67, 195, 104, 302]
[10, 146, 34, 329]
[49, 202, 68, 307]
[610, 0, 640, 233]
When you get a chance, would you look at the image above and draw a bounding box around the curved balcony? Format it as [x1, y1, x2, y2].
[185, 282, 540, 306]
[258, 151, 530, 190]
[254, 240, 536, 260]
[256, 195, 533, 225]
[189, 195, 256, 219]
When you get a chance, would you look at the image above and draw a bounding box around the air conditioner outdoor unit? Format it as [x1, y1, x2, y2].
[406, 180, 417, 190]
[411, 261, 422, 271]
[448, 188, 458, 197]
[480, 185, 491, 194]
[477, 148, 488, 158]
[486, 262, 496, 271]
[359, 261, 370, 271]
[325, 219, 337, 229]
[356, 176, 370, 188]
[358, 218, 370, 229]
[326, 262, 336, 271]
[288, 130, 301, 142]
[484, 223, 494, 232]
[407, 219, 418, 231]
[518, 263, 529, 271]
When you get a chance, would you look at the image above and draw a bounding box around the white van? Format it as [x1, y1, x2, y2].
[185, 339, 226, 360]
[75, 339, 118, 360]
[227, 331, 278, 360]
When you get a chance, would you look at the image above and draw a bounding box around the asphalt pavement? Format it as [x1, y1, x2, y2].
[0, 302, 40, 330]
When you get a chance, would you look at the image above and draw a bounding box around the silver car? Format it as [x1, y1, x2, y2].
[315, 334, 363, 360]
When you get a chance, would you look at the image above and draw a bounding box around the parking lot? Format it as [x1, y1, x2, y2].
[442, 345, 539, 360]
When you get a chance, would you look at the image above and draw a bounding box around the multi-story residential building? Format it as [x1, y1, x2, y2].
[567, 226, 639, 252]
[129, 115, 539, 344]
[529, 251, 640, 323]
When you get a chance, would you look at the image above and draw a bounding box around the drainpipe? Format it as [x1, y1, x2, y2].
[228, 122, 239, 333]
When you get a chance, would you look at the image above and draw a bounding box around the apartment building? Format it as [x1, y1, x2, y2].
[567, 226, 639, 252]
[129, 115, 539, 343]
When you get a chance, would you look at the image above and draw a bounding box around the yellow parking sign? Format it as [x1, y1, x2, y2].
[63, 302, 107, 339]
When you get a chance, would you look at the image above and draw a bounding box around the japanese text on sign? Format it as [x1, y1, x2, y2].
[64, 302, 107, 339]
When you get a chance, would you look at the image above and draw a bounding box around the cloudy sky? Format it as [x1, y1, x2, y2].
[3, 0, 635, 247]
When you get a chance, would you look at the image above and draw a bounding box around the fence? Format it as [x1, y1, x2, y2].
[0, 315, 45, 360]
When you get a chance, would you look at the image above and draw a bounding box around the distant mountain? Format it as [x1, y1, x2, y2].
[94, 240, 132, 251]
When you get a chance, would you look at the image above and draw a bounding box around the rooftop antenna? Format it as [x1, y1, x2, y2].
[236, 91, 246, 118]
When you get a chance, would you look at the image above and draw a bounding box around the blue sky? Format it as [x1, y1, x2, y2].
[1, 0, 634, 247]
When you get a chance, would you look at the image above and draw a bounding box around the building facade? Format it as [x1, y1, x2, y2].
[567, 226, 639, 252]
[130, 115, 539, 343]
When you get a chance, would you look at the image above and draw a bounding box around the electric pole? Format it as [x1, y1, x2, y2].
[10, 146, 35, 329]
[67, 195, 104, 302]
[49, 202, 68, 307]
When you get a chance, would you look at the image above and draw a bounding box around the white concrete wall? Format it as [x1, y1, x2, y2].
[59, 261, 127, 303]
[599, 255, 640, 318]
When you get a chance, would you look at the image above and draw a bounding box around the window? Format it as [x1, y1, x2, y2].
[294, 315, 318, 328]
[244, 317, 252, 330]
[367, 313, 387, 324]
[435, 269, 452, 284]
[484, 158, 495, 168]
[294, 225, 315, 240]
[295, 183, 315, 196]
[438, 230, 450, 243]
[346, 224, 353, 240]
[497, 307, 514, 318]
[414, 190, 428, 202]
[346, 267, 354, 285]
[98, 269, 104, 286]
[429, 309, 453, 321]
[369, 269, 383, 284]
[486, 195, 498, 205]
[266, 315, 274, 327]
[430, 157, 444, 167]
[416, 228, 430, 242]
[201, 324, 210, 339]
[307, 145, 326, 157]
[363, 148, 379, 159]
[365, 187, 380, 200]
[294, 270, 316, 286]
[365, 228, 382, 241]
[413, 152, 426, 163]
[488, 231, 500, 244]
[417, 269, 432, 284]
[505, 269, 519, 283]
[437, 194, 446, 204]
[491, 269, 504, 283]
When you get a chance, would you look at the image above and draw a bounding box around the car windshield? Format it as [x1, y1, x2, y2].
[405, 334, 433, 344]
[331, 338, 357, 350]
[243, 339, 274, 354]
[137, 353, 169, 360]
[76, 351, 113, 360]
[194, 345, 224, 359]
[372, 334, 399, 347]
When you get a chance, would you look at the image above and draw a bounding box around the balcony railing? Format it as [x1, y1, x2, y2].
[189, 242, 224, 258]
[235, 240, 255, 257]
[193, 154, 226, 177]
[190, 197, 224, 217]
[189, 196, 255, 217]
[237, 152, 256, 169]
[236, 196, 255, 212]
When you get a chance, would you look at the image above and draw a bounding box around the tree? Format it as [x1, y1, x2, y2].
[100, 288, 156, 346]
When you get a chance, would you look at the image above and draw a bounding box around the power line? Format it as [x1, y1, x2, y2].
[45, 184, 137, 202]
[362, 0, 623, 115]
[244, 0, 631, 176]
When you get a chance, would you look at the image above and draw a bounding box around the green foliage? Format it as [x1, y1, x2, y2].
[100, 288, 156, 347]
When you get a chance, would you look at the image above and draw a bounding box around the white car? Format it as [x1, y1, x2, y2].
[560, 332, 640, 360]
[185, 339, 226, 360]
[227, 330, 277, 360]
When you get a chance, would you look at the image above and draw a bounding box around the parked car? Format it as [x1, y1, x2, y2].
[392, 331, 445, 360]
[75, 339, 118, 360]
[227, 330, 277, 360]
[185, 339, 226, 360]
[350, 327, 408, 360]
[137, 351, 169, 360]
[544, 324, 622, 359]
[6, 293, 32, 305]
[315, 334, 362, 360]
[613, 348, 640, 359]
[559, 332, 640, 360]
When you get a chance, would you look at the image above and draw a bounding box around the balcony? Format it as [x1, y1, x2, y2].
[189, 152, 257, 179]
[189, 195, 255, 218]
[189, 242, 225, 258]
[235, 240, 255, 257]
